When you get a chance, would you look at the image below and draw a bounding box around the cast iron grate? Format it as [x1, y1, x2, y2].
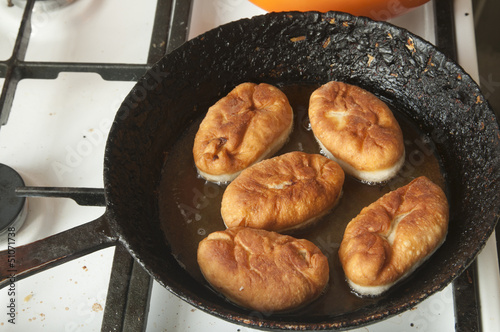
[0, 0, 481, 331]
[0, 0, 190, 125]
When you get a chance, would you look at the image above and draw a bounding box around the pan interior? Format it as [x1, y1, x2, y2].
[104, 11, 500, 330]
[158, 83, 447, 318]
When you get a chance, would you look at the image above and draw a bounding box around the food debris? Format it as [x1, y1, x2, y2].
[92, 303, 103, 312]
[322, 36, 331, 48]
[82, 266, 88, 271]
[426, 56, 435, 67]
[290, 36, 306, 42]
[406, 37, 416, 53]
[24, 293, 33, 302]
[367, 54, 375, 67]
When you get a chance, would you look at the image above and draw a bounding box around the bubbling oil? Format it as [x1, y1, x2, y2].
[158, 83, 446, 317]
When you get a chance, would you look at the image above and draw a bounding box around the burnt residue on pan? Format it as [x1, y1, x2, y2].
[104, 11, 500, 331]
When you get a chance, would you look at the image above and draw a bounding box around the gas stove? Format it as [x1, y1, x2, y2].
[0, 0, 499, 331]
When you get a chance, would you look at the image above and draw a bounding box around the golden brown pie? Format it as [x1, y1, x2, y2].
[197, 227, 329, 312]
[221, 151, 344, 233]
[308, 81, 405, 184]
[338, 176, 449, 296]
[193, 82, 293, 183]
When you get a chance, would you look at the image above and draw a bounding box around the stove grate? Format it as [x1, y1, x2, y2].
[0, 0, 191, 126]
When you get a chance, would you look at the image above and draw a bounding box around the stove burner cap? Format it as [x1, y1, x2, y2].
[0, 164, 27, 236]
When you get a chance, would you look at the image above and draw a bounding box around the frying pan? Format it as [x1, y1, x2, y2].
[1, 11, 499, 330]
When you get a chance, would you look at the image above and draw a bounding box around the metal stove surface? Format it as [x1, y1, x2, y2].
[0, 0, 498, 331]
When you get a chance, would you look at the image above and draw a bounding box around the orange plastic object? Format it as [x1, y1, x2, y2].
[248, 0, 431, 20]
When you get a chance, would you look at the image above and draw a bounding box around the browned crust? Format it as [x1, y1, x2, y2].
[221, 151, 345, 232]
[338, 176, 449, 292]
[193, 82, 293, 178]
[197, 227, 329, 312]
[308, 81, 404, 172]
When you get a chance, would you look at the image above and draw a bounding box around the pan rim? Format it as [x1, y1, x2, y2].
[103, 10, 500, 330]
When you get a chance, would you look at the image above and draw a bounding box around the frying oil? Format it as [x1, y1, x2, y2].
[158, 83, 445, 317]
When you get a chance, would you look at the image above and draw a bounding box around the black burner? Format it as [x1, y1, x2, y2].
[0, 164, 27, 237]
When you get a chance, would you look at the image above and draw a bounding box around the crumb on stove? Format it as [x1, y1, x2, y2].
[24, 293, 33, 302]
[92, 303, 103, 312]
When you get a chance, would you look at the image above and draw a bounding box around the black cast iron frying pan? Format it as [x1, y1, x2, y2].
[1, 11, 499, 330]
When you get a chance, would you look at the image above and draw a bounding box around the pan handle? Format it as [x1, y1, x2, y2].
[0, 213, 118, 289]
[15, 187, 106, 207]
